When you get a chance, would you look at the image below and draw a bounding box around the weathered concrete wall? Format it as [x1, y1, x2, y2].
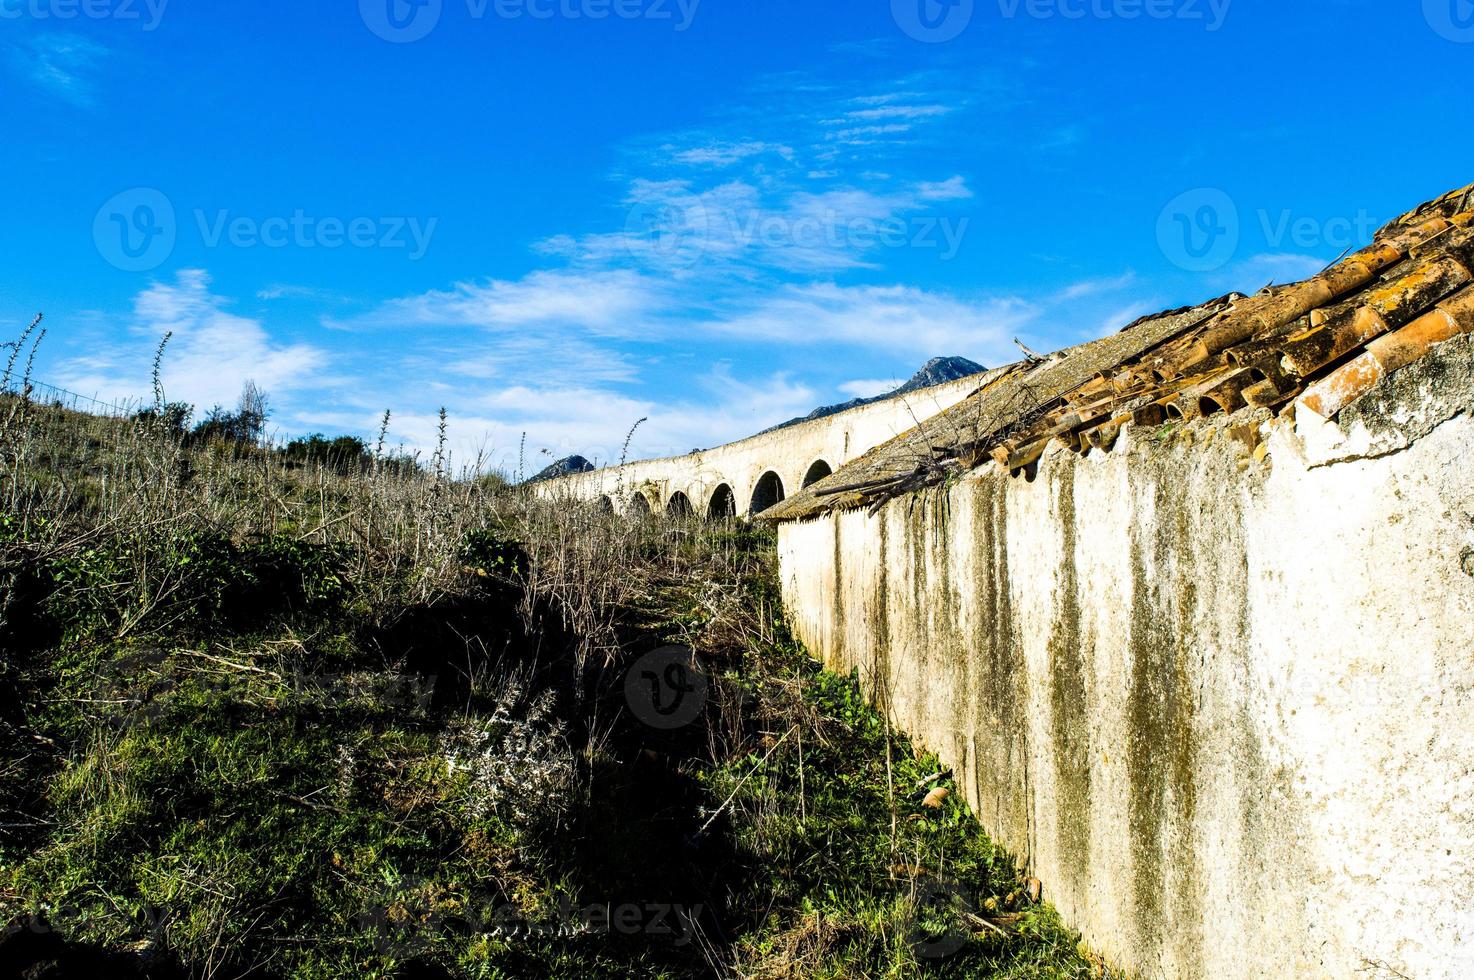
[534, 373, 989, 517]
[777, 336, 1474, 979]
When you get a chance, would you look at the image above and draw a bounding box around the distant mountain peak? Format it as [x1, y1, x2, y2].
[527, 454, 595, 483]
[760, 356, 986, 435]
[893, 356, 987, 394]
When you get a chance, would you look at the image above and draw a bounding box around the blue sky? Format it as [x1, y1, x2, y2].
[3, 0, 1472, 472]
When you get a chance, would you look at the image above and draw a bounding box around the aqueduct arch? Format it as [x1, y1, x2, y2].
[801, 459, 833, 488]
[666, 491, 694, 518]
[750, 471, 785, 514]
[707, 484, 736, 521]
[531, 372, 989, 522]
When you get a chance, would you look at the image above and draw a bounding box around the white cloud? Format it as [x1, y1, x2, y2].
[670, 141, 794, 167]
[839, 378, 900, 399]
[413, 334, 643, 387]
[705, 283, 1030, 362]
[338, 269, 662, 337]
[916, 176, 973, 201]
[59, 270, 327, 412]
[829, 123, 914, 143]
[257, 284, 348, 303]
[530, 174, 975, 278]
[1056, 270, 1137, 301]
[844, 104, 951, 122]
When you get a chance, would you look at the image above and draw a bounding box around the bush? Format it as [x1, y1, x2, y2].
[39, 532, 350, 640]
[189, 406, 264, 449]
[131, 402, 193, 438]
[282, 434, 372, 474]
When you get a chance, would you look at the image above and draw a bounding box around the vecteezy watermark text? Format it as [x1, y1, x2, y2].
[93, 188, 437, 272]
[624, 198, 971, 267]
[361, 0, 700, 43]
[195, 210, 437, 258]
[724, 210, 969, 260]
[0, 0, 167, 30]
[996, 0, 1230, 29]
[892, 0, 1230, 42]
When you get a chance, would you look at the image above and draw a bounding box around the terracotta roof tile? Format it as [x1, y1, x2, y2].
[766, 180, 1474, 522]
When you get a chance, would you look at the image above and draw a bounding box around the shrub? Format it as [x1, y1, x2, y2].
[189, 406, 264, 449]
[131, 402, 193, 438]
[282, 434, 372, 474]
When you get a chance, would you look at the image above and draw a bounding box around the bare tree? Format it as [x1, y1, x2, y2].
[237, 380, 269, 446]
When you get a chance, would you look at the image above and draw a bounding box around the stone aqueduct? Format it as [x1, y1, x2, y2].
[535, 374, 985, 517]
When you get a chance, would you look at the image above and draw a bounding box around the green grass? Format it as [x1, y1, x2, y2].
[0, 405, 1111, 979]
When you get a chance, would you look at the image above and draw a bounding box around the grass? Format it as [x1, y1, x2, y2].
[0, 380, 1113, 979]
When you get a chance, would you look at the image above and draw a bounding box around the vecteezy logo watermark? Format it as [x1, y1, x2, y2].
[359, 0, 443, 43]
[1157, 187, 1239, 273]
[0, 0, 168, 30]
[892, 0, 974, 42]
[908, 877, 974, 959]
[93, 188, 177, 273]
[624, 645, 706, 730]
[624, 195, 710, 267]
[93, 189, 438, 271]
[361, 0, 701, 42]
[1157, 188, 1381, 273]
[1425, 0, 1474, 42]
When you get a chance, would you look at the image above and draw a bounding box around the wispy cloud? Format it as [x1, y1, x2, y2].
[1056, 270, 1137, 301]
[537, 173, 977, 278]
[842, 104, 951, 122]
[335, 269, 664, 337]
[705, 283, 1030, 361]
[13, 33, 107, 107]
[670, 141, 794, 167]
[257, 284, 353, 303]
[916, 176, 973, 201]
[403, 333, 644, 388]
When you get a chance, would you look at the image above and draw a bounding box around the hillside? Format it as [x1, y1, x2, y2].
[0, 390, 1108, 979]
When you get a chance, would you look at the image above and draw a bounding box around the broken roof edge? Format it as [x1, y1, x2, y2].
[763, 179, 1474, 524]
